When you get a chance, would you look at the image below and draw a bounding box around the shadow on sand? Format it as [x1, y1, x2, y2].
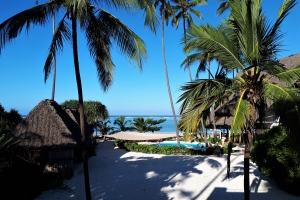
[37, 141, 300, 200]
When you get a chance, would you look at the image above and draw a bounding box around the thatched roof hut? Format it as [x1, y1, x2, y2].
[11, 99, 82, 149]
[10, 99, 93, 176]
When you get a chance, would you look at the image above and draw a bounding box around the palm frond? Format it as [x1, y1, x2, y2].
[44, 14, 71, 82]
[140, 0, 160, 34]
[185, 24, 244, 70]
[0, 1, 56, 54]
[83, 7, 148, 91]
[231, 89, 251, 135]
[275, 65, 300, 85]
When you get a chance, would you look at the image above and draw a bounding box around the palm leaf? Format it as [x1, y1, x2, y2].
[275, 65, 300, 85]
[231, 89, 251, 135]
[44, 14, 71, 82]
[0, 1, 56, 54]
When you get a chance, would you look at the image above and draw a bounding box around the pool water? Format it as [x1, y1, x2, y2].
[151, 141, 206, 149]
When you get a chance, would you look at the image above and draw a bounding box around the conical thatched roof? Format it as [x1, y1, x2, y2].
[11, 99, 84, 149]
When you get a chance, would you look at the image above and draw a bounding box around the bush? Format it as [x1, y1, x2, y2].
[208, 137, 221, 144]
[251, 126, 300, 195]
[114, 140, 223, 156]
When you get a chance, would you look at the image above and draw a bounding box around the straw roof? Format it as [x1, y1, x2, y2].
[106, 132, 177, 141]
[11, 99, 90, 149]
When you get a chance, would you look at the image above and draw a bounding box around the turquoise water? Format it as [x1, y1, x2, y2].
[151, 141, 206, 149]
[108, 115, 180, 133]
[108, 115, 227, 134]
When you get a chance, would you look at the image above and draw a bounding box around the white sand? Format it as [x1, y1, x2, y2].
[36, 141, 299, 200]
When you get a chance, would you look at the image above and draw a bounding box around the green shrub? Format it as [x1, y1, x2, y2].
[207, 137, 221, 144]
[251, 126, 300, 195]
[114, 140, 222, 156]
[205, 145, 223, 155]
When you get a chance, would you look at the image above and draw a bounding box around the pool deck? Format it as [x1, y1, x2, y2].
[36, 141, 299, 200]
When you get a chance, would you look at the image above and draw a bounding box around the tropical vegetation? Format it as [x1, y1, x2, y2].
[0, 0, 154, 199]
[129, 117, 166, 133]
[0, 104, 22, 136]
[178, 0, 299, 199]
[114, 139, 222, 155]
[60, 100, 109, 124]
[113, 116, 132, 132]
[251, 126, 300, 195]
[152, 0, 181, 147]
[172, 0, 207, 81]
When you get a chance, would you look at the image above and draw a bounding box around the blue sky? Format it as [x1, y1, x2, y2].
[0, 0, 299, 116]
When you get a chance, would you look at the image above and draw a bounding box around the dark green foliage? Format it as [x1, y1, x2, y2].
[251, 126, 300, 195]
[113, 116, 132, 132]
[114, 139, 222, 156]
[129, 117, 167, 133]
[208, 137, 221, 144]
[60, 100, 109, 125]
[0, 104, 22, 136]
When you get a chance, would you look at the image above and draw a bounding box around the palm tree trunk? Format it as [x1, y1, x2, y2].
[183, 19, 192, 81]
[51, 7, 56, 100]
[161, 7, 180, 149]
[201, 117, 207, 146]
[244, 106, 255, 200]
[71, 13, 91, 200]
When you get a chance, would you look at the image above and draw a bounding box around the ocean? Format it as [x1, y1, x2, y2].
[107, 115, 225, 134]
[108, 115, 179, 133]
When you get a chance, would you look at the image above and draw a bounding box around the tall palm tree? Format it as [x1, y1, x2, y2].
[171, 0, 207, 81]
[0, 1, 149, 199]
[153, 0, 181, 148]
[51, 6, 57, 101]
[113, 116, 132, 132]
[178, 0, 298, 199]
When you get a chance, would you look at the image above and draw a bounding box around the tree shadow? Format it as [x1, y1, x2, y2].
[36, 142, 299, 200]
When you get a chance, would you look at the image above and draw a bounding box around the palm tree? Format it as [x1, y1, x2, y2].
[0, 1, 149, 199]
[153, 0, 181, 148]
[178, 0, 298, 199]
[171, 0, 207, 81]
[129, 117, 166, 133]
[98, 119, 114, 138]
[51, 6, 57, 101]
[113, 116, 132, 132]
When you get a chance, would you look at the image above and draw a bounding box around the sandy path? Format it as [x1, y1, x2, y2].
[36, 141, 299, 200]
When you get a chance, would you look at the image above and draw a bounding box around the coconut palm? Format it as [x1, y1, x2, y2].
[113, 116, 132, 132]
[178, 0, 298, 199]
[0, 1, 149, 199]
[171, 0, 207, 81]
[129, 117, 166, 133]
[98, 119, 114, 138]
[153, 0, 181, 148]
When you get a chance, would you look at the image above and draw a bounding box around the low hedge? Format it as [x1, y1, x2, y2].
[251, 126, 300, 195]
[113, 139, 223, 156]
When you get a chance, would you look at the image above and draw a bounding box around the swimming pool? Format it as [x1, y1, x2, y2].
[151, 141, 206, 149]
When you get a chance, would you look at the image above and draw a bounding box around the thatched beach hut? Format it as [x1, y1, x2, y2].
[11, 99, 92, 176]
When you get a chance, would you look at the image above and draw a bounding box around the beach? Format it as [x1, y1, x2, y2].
[36, 141, 299, 200]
